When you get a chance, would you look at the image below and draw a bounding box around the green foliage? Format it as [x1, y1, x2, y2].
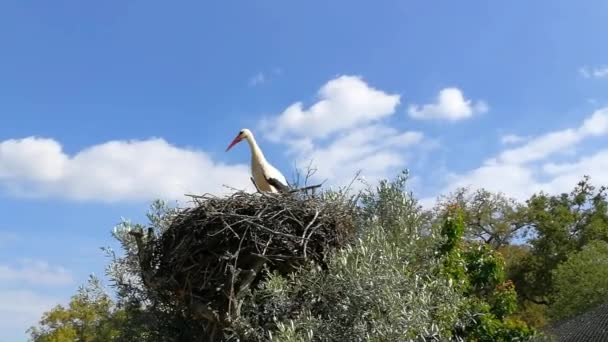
[358, 170, 431, 238]
[490, 281, 518, 319]
[439, 207, 468, 287]
[497, 244, 530, 284]
[229, 176, 537, 341]
[440, 177, 608, 327]
[464, 243, 505, 295]
[550, 240, 608, 320]
[28, 276, 124, 342]
[512, 302, 549, 329]
[31, 174, 580, 342]
[516, 177, 608, 306]
[440, 206, 466, 254]
[229, 172, 468, 341]
[463, 301, 536, 342]
[438, 205, 536, 341]
[436, 188, 526, 249]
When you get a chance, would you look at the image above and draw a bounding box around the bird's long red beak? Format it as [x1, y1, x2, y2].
[226, 135, 242, 152]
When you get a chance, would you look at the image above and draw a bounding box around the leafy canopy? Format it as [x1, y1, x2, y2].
[550, 240, 608, 320]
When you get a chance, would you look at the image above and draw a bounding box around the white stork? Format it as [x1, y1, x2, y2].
[225, 128, 290, 193]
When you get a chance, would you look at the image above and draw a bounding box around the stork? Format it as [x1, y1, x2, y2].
[225, 128, 290, 193]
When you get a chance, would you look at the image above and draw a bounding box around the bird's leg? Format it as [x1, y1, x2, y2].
[250, 177, 262, 193]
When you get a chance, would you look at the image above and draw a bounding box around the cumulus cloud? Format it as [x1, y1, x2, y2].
[0, 137, 252, 202]
[579, 66, 608, 79]
[260, 75, 424, 187]
[261, 75, 400, 141]
[408, 87, 488, 121]
[496, 108, 608, 165]
[443, 162, 538, 201]
[540, 150, 608, 192]
[0, 259, 73, 286]
[295, 125, 424, 185]
[438, 108, 608, 201]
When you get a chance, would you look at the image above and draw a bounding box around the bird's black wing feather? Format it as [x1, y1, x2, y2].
[265, 176, 290, 193]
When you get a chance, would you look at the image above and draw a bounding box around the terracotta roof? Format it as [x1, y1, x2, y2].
[545, 303, 608, 341]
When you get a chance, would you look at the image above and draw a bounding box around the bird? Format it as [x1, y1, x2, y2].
[225, 128, 290, 193]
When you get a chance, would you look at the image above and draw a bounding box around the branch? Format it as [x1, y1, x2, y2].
[289, 183, 322, 193]
[128, 229, 156, 288]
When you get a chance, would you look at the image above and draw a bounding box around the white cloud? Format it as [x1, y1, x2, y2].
[260, 75, 424, 188]
[0, 137, 252, 202]
[496, 108, 608, 165]
[249, 72, 266, 86]
[579, 66, 608, 79]
[500, 134, 527, 145]
[436, 108, 608, 201]
[261, 75, 400, 141]
[0, 138, 67, 182]
[294, 125, 424, 185]
[496, 129, 580, 165]
[408, 87, 488, 121]
[0, 259, 73, 286]
[0, 290, 63, 341]
[540, 150, 608, 192]
[444, 162, 539, 201]
[580, 108, 608, 135]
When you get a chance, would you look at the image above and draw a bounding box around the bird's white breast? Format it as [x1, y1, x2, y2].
[251, 157, 288, 193]
[251, 159, 273, 192]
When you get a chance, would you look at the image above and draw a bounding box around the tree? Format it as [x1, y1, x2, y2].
[550, 240, 608, 320]
[515, 177, 608, 306]
[496, 244, 530, 282]
[435, 188, 526, 249]
[28, 276, 123, 342]
[438, 206, 535, 341]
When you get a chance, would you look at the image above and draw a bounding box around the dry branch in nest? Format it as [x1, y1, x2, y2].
[132, 190, 357, 339]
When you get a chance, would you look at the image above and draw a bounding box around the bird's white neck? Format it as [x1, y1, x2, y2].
[244, 134, 267, 163]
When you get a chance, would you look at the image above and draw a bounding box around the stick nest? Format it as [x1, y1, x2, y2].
[138, 190, 357, 328]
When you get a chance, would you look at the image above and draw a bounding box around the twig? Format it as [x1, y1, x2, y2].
[139, 188, 356, 334]
[185, 193, 208, 199]
[301, 209, 320, 241]
[301, 209, 320, 257]
[262, 236, 273, 255]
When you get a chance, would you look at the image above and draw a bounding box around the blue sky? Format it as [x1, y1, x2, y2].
[1, 1, 608, 340]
